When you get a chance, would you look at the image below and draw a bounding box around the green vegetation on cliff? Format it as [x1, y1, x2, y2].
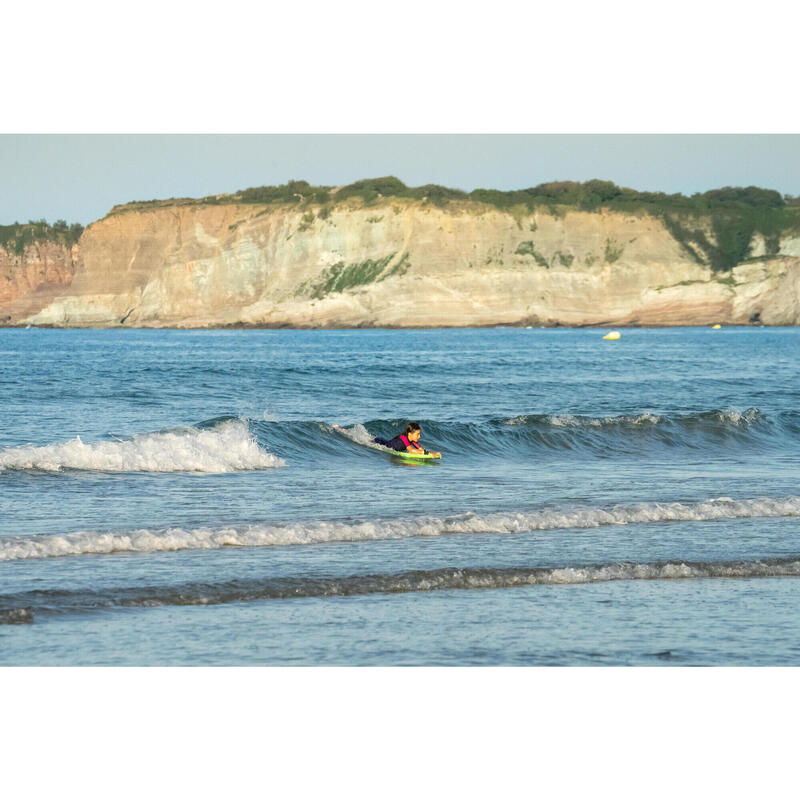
[325, 179, 800, 271]
[661, 202, 797, 271]
[0, 220, 84, 257]
[297, 252, 412, 299]
[107, 177, 800, 273]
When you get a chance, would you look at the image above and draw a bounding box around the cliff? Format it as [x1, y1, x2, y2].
[3, 193, 800, 328]
[0, 240, 78, 320]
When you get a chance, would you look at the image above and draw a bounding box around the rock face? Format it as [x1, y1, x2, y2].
[2, 199, 800, 327]
[0, 241, 78, 323]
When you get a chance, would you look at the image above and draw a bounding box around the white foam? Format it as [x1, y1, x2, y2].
[505, 410, 760, 428]
[717, 407, 760, 425]
[547, 412, 662, 427]
[440, 559, 800, 589]
[3, 495, 800, 562]
[545, 414, 580, 427]
[504, 412, 663, 427]
[0, 420, 285, 474]
[334, 423, 385, 449]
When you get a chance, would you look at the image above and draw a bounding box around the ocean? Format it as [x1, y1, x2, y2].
[1, 325, 799, 665]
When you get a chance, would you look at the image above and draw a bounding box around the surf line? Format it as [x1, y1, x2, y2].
[3, 495, 800, 562]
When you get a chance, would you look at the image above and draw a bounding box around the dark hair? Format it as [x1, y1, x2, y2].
[403, 422, 421, 436]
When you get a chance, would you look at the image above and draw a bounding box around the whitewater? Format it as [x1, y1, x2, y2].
[2, 495, 800, 561]
[2, 326, 800, 665]
[0, 419, 284, 472]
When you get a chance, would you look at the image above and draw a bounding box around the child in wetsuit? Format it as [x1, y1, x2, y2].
[373, 422, 441, 457]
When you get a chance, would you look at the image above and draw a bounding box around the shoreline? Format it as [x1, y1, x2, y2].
[0, 321, 775, 331]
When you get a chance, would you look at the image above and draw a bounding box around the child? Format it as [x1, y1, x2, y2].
[374, 422, 441, 457]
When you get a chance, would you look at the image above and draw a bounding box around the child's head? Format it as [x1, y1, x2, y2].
[404, 422, 422, 442]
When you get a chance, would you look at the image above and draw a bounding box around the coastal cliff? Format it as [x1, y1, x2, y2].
[3, 181, 800, 327]
[0, 242, 77, 310]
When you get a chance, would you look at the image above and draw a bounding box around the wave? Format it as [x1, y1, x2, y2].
[3, 495, 800, 562]
[0, 408, 788, 473]
[0, 419, 285, 474]
[317, 407, 797, 459]
[334, 423, 395, 452]
[514, 408, 764, 428]
[3, 556, 800, 622]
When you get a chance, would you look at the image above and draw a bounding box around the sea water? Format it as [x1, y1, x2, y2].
[1, 326, 799, 665]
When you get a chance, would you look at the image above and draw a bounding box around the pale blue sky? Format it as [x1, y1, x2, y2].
[3, 134, 800, 226]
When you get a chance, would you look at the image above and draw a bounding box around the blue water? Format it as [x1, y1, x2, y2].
[1, 326, 799, 665]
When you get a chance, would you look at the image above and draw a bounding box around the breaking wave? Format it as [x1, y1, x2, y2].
[318, 407, 797, 459]
[3, 556, 800, 622]
[0, 419, 285, 474]
[518, 408, 763, 428]
[0, 408, 789, 473]
[3, 495, 800, 562]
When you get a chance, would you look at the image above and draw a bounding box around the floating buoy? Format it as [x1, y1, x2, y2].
[603, 331, 621, 340]
[712, 324, 722, 329]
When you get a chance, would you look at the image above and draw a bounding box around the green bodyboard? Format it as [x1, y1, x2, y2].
[391, 450, 441, 461]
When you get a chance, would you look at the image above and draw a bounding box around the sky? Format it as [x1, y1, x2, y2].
[3, 134, 800, 226]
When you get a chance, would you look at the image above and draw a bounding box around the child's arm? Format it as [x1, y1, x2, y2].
[406, 443, 442, 457]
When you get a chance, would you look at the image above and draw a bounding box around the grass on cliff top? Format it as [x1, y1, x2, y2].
[0, 220, 84, 256]
[105, 177, 800, 273]
[108, 176, 800, 216]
